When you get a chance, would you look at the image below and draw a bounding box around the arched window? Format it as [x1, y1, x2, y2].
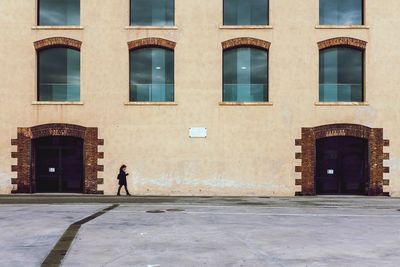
[320, 0, 363, 25]
[129, 47, 174, 102]
[38, 0, 80, 26]
[223, 47, 268, 102]
[38, 47, 80, 101]
[319, 47, 363, 102]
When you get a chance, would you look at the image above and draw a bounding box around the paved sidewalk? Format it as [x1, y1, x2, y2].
[0, 197, 400, 267]
[0, 204, 108, 267]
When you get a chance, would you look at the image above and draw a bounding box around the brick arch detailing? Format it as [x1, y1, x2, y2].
[222, 37, 271, 50]
[11, 124, 104, 194]
[295, 124, 390, 196]
[34, 37, 82, 51]
[128, 38, 176, 50]
[318, 37, 367, 50]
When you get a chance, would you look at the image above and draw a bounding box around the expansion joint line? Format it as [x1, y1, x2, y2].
[41, 204, 119, 267]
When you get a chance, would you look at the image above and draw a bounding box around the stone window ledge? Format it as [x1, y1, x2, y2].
[219, 102, 273, 106]
[219, 25, 273, 29]
[315, 102, 369, 106]
[315, 25, 370, 29]
[32, 101, 84, 105]
[124, 102, 178, 106]
[125, 26, 178, 30]
[32, 26, 84, 30]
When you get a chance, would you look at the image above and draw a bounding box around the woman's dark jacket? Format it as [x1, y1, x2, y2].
[117, 171, 129, 185]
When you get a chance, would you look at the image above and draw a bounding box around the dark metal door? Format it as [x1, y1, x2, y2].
[35, 137, 84, 193]
[36, 147, 60, 192]
[316, 137, 368, 195]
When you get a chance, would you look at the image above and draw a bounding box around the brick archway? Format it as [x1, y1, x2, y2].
[295, 124, 389, 196]
[128, 38, 176, 50]
[222, 37, 271, 50]
[34, 37, 82, 51]
[11, 124, 104, 194]
[318, 37, 367, 50]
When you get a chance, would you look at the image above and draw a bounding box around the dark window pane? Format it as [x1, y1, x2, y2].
[39, 0, 80, 26]
[319, 47, 363, 102]
[38, 48, 80, 101]
[130, 0, 174, 26]
[320, 0, 363, 25]
[223, 48, 268, 102]
[224, 0, 268, 25]
[130, 48, 174, 102]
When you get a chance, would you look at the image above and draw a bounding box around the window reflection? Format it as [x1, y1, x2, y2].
[130, 0, 174, 26]
[319, 47, 363, 102]
[223, 48, 268, 102]
[38, 48, 80, 101]
[224, 0, 268, 25]
[320, 0, 363, 25]
[130, 48, 174, 102]
[38, 0, 80, 26]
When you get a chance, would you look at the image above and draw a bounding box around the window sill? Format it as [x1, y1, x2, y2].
[315, 25, 370, 29]
[219, 25, 273, 29]
[32, 101, 84, 105]
[31, 26, 84, 30]
[125, 26, 178, 30]
[124, 102, 178, 106]
[314, 102, 369, 106]
[219, 102, 273, 106]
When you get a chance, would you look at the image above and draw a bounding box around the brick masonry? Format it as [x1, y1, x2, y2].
[295, 124, 389, 196]
[318, 37, 367, 50]
[34, 37, 82, 51]
[222, 37, 271, 50]
[11, 124, 104, 194]
[128, 38, 176, 50]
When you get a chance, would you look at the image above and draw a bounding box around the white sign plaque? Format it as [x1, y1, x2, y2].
[49, 167, 56, 173]
[327, 169, 334, 175]
[189, 128, 207, 138]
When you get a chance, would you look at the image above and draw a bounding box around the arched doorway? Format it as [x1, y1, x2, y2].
[34, 136, 84, 193]
[295, 124, 390, 196]
[11, 124, 104, 194]
[316, 136, 368, 195]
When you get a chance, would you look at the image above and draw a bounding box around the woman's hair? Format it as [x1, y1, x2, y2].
[119, 164, 127, 172]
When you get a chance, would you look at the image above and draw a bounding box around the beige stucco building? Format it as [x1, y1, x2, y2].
[0, 0, 398, 196]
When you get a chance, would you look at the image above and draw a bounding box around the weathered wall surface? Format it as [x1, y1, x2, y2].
[0, 0, 398, 196]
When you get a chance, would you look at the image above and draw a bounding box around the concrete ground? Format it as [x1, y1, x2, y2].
[0, 196, 400, 267]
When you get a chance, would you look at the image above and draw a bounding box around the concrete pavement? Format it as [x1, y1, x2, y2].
[0, 197, 399, 266]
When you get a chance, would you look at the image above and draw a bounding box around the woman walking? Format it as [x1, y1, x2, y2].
[117, 164, 131, 196]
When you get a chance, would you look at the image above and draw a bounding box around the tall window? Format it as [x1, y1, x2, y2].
[223, 0, 269, 25]
[223, 47, 268, 102]
[130, 48, 174, 102]
[130, 0, 174, 26]
[320, 0, 363, 25]
[319, 47, 363, 102]
[38, 0, 80, 26]
[38, 48, 80, 101]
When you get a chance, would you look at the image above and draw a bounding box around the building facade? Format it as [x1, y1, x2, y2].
[0, 0, 397, 196]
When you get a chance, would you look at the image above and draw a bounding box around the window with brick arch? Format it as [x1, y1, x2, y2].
[319, 47, 364, 102]
[223, 47, 268, 102]
[38, 47, 80, 102]
[129, 47, 174, 102]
